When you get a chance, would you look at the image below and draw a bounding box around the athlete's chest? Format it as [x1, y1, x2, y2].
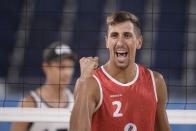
[102, 83, 155, 117]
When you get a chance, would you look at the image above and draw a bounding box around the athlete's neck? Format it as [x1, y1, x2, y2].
[38, 83, 67, 101]
[103, 62, 137, 84]
[37, 85, 68, 108]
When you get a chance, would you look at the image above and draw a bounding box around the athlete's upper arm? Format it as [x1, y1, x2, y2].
[153, 71, 171, 131]
[11, 95, 35, 131]
[70, 77, 100, 131]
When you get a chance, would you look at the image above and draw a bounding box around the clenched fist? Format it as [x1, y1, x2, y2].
[79, 57, 99, 81]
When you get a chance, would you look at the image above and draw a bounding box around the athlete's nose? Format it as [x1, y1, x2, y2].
[116, 35, 124, 47]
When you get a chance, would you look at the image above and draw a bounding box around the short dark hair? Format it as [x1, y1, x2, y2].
[106, 11, 142, 38]
[43, 41, 77, 63]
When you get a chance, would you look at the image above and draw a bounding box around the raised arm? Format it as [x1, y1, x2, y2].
[153, 71, 171, 131]
[70, 57, 100, 131]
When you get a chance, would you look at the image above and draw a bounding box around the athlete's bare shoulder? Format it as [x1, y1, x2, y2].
[152, 71, 166, 89]
[152, 71, 164, 82]
[18, 93, 36, 108]
[152, 71, 167, 103]
[12, 94, 35, 131]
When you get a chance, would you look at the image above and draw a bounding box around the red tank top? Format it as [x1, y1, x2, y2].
[92, 64, 157, 131]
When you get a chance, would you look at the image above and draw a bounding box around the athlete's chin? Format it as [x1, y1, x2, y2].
[114, 61, 129, 69]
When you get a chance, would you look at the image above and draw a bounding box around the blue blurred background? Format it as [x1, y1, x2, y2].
[0, 0, 196, 130]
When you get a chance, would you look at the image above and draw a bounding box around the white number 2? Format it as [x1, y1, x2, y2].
[112, 101, 123, 117]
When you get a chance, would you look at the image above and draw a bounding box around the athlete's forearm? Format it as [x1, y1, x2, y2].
[70, 106, 91, 131]
[70, 101, 91, 131]
[70, 80, 92, 131]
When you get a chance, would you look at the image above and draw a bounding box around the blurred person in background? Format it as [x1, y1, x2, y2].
[11, 41, 77, 131]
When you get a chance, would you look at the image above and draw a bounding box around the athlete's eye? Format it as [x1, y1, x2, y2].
[110, 32, 118, 38]
[124, 32, 132, 39]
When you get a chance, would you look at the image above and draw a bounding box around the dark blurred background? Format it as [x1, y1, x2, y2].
[0, 0, 196, 130]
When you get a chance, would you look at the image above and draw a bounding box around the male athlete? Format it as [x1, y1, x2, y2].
[11, 41, 77, 131]
[70, 11, 171, 131]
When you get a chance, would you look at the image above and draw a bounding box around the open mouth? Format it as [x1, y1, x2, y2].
[115, 51, 128, 62]
[116, 52, 128, 57]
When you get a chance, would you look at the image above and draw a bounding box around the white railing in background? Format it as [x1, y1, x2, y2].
[0, 108, 196, 124]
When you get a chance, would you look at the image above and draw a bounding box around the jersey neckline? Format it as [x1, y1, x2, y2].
[31, 88, 71, 108]
[101, 63, 139, 86]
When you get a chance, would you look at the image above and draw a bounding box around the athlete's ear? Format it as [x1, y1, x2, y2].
[136, 36, 143, 49]
[42, 62, 48, 74]
[105, 35, 109, 48]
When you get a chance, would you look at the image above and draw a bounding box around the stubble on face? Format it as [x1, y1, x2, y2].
[107, 21, 137, 70]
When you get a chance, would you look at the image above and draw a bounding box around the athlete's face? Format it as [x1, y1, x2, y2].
[43, 58, 75, 88]
[105, 21, 142, 69]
